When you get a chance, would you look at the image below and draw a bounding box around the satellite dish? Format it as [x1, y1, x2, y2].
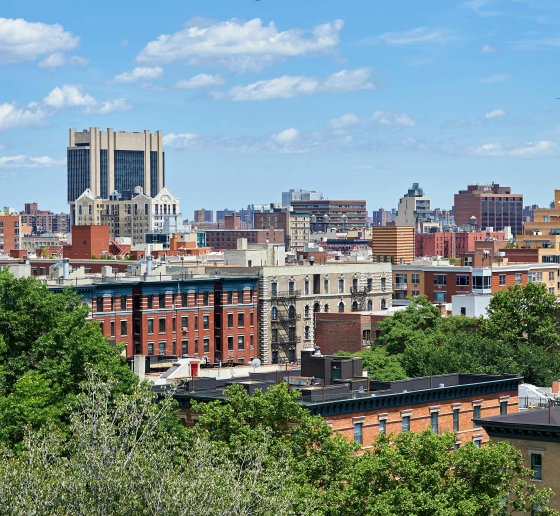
[250, 358, 261, 372]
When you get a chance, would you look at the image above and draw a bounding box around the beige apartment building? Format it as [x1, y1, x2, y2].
[209, 262, 392, 364]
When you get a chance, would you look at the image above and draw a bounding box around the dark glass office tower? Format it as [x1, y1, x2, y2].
[67, 127, 165, 202]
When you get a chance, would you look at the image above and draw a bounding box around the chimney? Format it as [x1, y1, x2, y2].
[62, 258, 70, 279]
[146, 255, 153, 277]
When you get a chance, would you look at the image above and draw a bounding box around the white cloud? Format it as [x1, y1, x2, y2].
[0, 17, 80, 65]
[216, 68, 373, 101]
[371, 27, 455, 45]
[163, 133, 198, 149]
[112, 66, 163, 83]
[481, 44, 499, 53]
[0, 155, 64, 168]
[43, 85, 95, 109]
[329, 111, 416, 130]
[480, 74, 507, 83]
[473, 140, 559, 157]
[485, 109, 506, 119]
[137, 18, 344, 71]
[273, 128, 299, 143]
[38, 52, 89, 68]
[0, 102, 47, 131]
[464, 0, 501, 16]
[90, 98, 132, 115]
[174, 73, 225, 90]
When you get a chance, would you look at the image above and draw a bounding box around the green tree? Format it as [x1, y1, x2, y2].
[0, 269, 137, 446]
[482, 282, 560, 349]
[334, 347, 407, 381]
[40, 246, 49, 258]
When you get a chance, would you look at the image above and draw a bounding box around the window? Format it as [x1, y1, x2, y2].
[338, 302, 344, 313]
[473, 276, 491, 289]
[238, 291, 244, 303]
[324, 278, 329, 294]
[181, 340, 188, 355]
[434, 274, 447, 286]
[250, 311, 254, 326]
[172, 317, 176, 332]
[147, 295, 153, 309]
[181, 316, 188, 331]
[228, 313, 234, 328]
[238, 313, 244, 327]
[499, 274, 506, 286]
[411, 273, 420, 284]
[159, 318, 166, 333]
[238, 336, 245, 350]
[288, 281, 295, 295]
[134, 319, 140, 334]
[304, 280, 309, 295]
[203, 338, 210, 353]
[120, 320, 127, 336]
[227, 291, 233, 304]
[434, 292, 447, 303]
[194, 338, 199, 354]
[203, 315, 209, 330]
[271, 329, 278, 343]
[324, 304, 329, 313]
[402, 416, 410, 433]
[550, 287, 555, 294]
[460, 307, 466, 316]
[515, 273, 522, 285]
[380, 277, 386, 291]
[474, 439, 481, 449]
[550, 271, 556, 281]
[147, 319, 154, 334]
[338, 279, 344, 293]
[120, 295, 127, 311]
[367, 300, 373, 310]
[431, 412, 439, 434]
[194, 315, 198, 330]
[379, 419, 386, 434]
[367, 278, 373, 291]
[473, 405, 481, 428]
[181, 293, 188, 307]
[453, 409, 460, 432]
[528, 272, 543, 283]
[203, 292, 209, 306]
[531, 453, 542, 481]
[110, 321, 115, 337]
[194, 292, 199, 306]
[96, 297, 104, 312]
[271, 283, 277, 296]
[147, 343, 154, 355]
[456, 275, 470, 286]
[353, 423, 363, 445]
[395, 273, 407, 285]
[304, 326, 310, 340]
[159, 294, 166, 309]
[159, 342, 166, 355]
[228, 336, 234, 350]
[500, 401, 508, 415]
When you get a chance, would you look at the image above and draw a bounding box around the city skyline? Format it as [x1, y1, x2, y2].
[1, 0, 560, 214]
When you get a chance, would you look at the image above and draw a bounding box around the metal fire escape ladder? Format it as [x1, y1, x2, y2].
[271, 289, 301, 362]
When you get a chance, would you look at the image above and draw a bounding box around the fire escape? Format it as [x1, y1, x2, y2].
[351, 285, 371, 311]
[271, 289, 301, 363]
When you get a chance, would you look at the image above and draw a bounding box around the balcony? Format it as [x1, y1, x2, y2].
[394, 283, 408, 290]
[271, 290, 301, 298]
[271, 314, 302, 323]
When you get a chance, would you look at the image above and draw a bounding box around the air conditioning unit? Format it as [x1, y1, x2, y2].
[182, 327, 188, 333]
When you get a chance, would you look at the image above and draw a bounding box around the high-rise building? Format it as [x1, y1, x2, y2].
[394, 183, 432, 227]
[254, 207, 311, 252]
[372, 208, 394, 226]
[67, 128, 164, 203]
[194, 209, 214, 223]
[454, 184, 523, 235]
[20, 203, 71, 234]
[282, 188, 323, 207]
[290, 200, 368, 232]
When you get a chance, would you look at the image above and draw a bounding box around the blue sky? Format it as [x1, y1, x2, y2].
[1, 0, 560, 216]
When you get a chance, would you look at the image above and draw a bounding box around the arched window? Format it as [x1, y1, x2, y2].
[338, 302, 344, 313]
[288, 305, 296, 319]
[304, 305, 310, 318]
[381, 299, 387, 309]
[314, 302, 321, 313]
[352, 301, 358, 312]
[367, 299, 373, 310]
[324, 304, 329, 313]
[304, 326, 310, 340]
[271, 306, 278, 320]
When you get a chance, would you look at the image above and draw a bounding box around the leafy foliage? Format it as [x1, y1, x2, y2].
[334, 347, 407, 381]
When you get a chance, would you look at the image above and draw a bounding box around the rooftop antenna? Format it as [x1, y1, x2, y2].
[250, 358, 261, 373]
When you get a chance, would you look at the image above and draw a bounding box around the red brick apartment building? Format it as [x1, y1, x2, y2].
[0, 214, 23, 254]
[415, 230, 506, 259]
[174, 351, 521, 449]
[49, 276, 259, 364]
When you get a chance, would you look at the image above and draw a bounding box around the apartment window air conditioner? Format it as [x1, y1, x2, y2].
[182, 327, 188, 333]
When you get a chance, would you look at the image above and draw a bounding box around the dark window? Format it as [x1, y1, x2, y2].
[250, 312, 254, 326]
[181, 316, 188, 330]
[238, 336, 245, 350]
[203, 338, 209, 353]
[150, 151, 159, 196]
[194, 339, 198, 354]
[172, 340, 176, 355]
[227, 291, 233, 304]
[159, 318, 166, 333]
[353, 423, 363, 445]
[147, 295, 153, 309]
[431, 412, 439, 434]
[134, 296, 140, 309]
[114, 150, 144, 195]
[203, 292, 209, 306]
[453, 409, 460, 432]
[172, 317, 176, 332]
[238, 291, 244, 303]
[96, 297, 104, 312]
[238, 313, 244, 327]
[379, 420, 386, 434]
[147, 319, 154, 334]
[181, 293, 188, 307]
[159, 342, 166, 355]
[531, 454, 542, 480]
[228, 314, 233, 328]
[159, 294, 166, 309]
[120, 320, 127, 336]
[147, 343, 154, 355]
[402, 416, 410, 433]
[500, 401, 508, 415]
[194, 315, 198, 330]
[120, 295, 127, 311]
[434, 275, 447, 286]
[456, 275, 469, 286]
[67, 148, 90, 202]
[110, 321, 115, 337]
[134, 319, 140, 334]
[473, 405, 481, 427]
[203, 315, 209, 330]
[228, 336, 234, 350]
[181, 340, 188, 355]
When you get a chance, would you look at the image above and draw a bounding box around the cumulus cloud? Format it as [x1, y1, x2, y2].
[0, 155, 65, 168]
[174, 73, 225, 90]
[215, 68, 374, 101]
[0, 85, 131, 132]
[481, 44, 499, 53]
[480, 74, 507, 83]
[38, 53, 89, 69]
[273, 128, 299, 143]
[112, 67, 163, 83]
[163, 133, 198, 149]
[485, 109, 506, 119]
[137, 18, 344, 71]
[329, 110, 416, 130]
[367, 27, 455, 45]
[473, 140, 559, 157]
[0, 17, 81, 65]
